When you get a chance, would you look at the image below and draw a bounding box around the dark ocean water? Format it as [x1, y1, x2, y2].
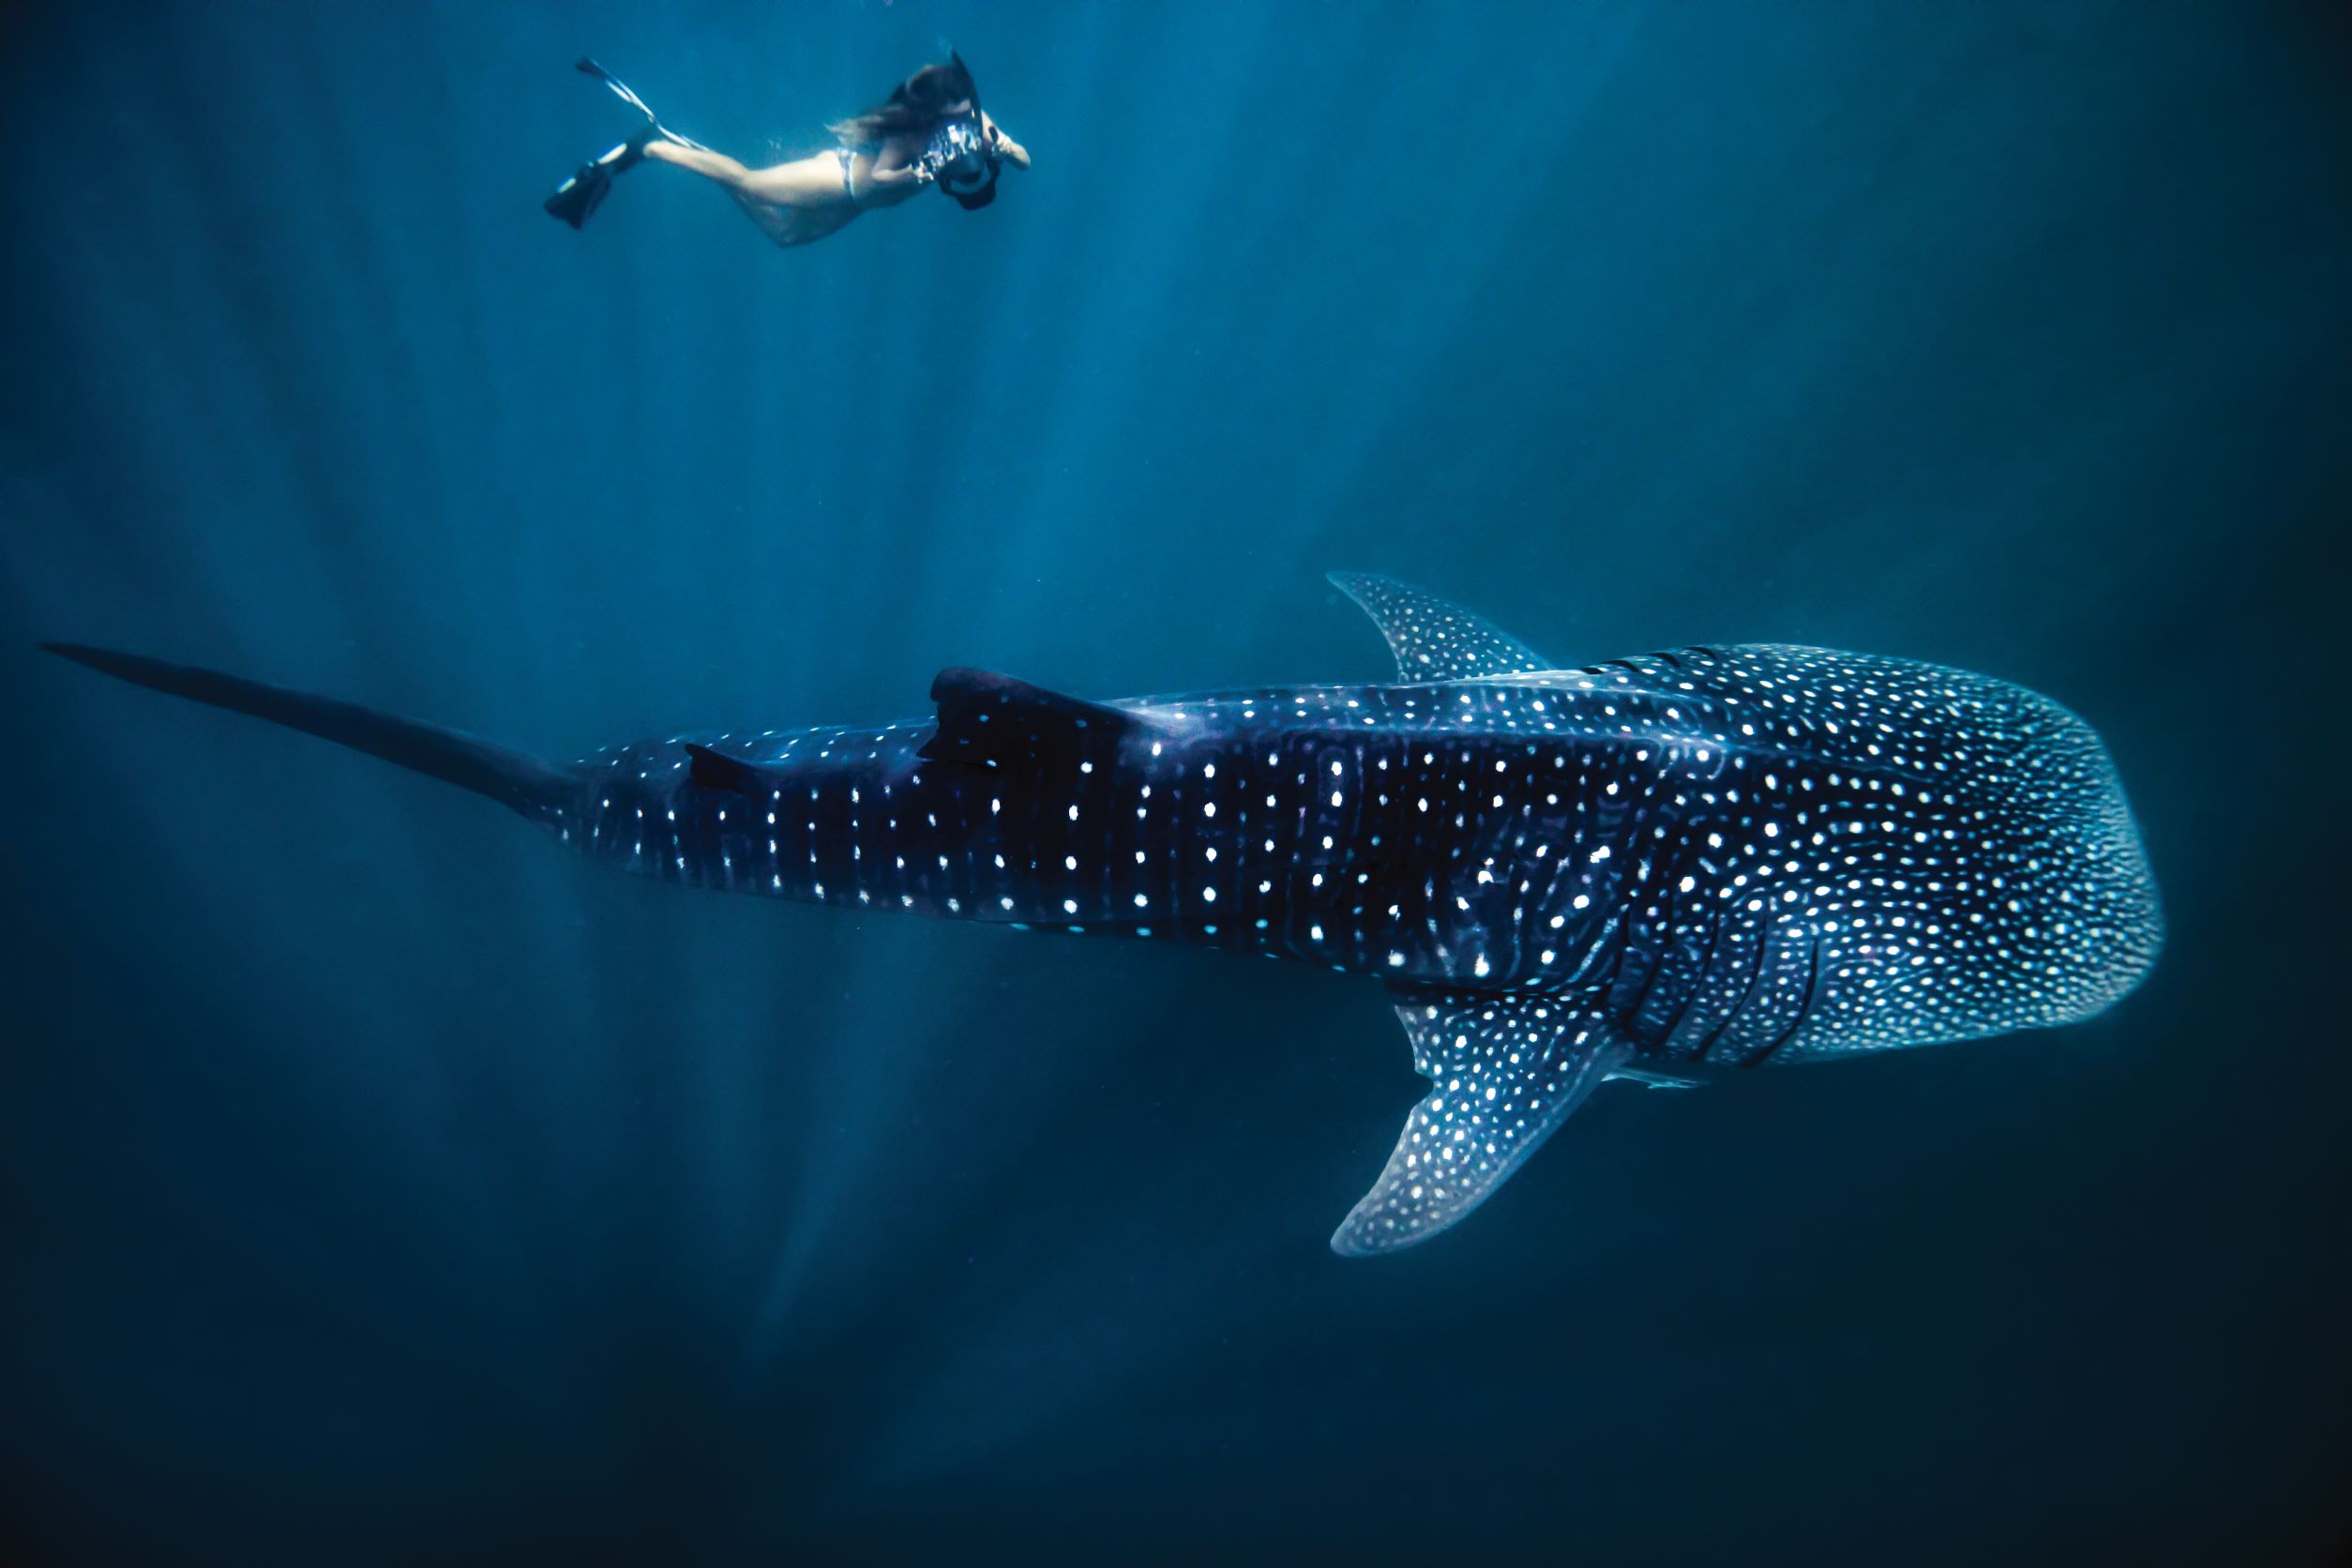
[4, 2, 2348, 1561]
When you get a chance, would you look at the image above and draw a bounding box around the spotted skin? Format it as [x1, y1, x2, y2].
[43, 576, 2163, 1255]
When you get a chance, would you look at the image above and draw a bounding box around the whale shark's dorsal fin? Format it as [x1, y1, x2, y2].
[1332, 988, 1635, 1256]
[1326, 573, 1556, 682]
[918, 668, 1133, 769]
[684, 744, 771, 795]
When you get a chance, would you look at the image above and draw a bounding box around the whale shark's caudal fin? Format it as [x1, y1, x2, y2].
[40, 644, 577, 818]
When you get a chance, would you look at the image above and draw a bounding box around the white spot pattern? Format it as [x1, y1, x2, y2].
[549, 580, 2160, 1255]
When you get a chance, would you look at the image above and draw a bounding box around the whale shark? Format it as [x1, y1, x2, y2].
[43, 574, 2163, 1254]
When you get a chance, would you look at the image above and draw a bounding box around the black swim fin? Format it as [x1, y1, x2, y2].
[544, 123, 656, 229]
[546, 61, 710, 229]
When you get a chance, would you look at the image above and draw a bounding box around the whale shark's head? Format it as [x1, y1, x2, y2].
[1974, 683, 2164, 1033]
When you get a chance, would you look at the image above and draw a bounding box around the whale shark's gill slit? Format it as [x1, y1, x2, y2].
[1594, 906, 1643, 1018]
[1651, 650, 1685, 672]
[1585, 806, 1658, 1012]
[1611, 834, 1698, 1035]
[1648, 896, 1724, 1054]
[1683, 921, 1771, 1065]
[1555, 910, 1623, 987]
[1611, 945, 1667, 1035]
[1741, 940, 1824, 1068]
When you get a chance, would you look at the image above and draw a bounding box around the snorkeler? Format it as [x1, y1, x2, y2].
[543, 55, 1029, 247]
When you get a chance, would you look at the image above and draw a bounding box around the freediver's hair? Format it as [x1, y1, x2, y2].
[828, 53, 981, 148]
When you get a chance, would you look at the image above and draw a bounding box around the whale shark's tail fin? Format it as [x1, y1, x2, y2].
[41, 644, 578, 819]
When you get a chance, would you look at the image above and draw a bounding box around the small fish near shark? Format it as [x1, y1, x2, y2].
[42, 575, 2163, 1254]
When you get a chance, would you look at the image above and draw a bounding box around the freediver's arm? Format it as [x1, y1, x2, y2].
[864, 162, 930, 193]
[981, 113, 1030, 168]
[861, 137, 931, 194]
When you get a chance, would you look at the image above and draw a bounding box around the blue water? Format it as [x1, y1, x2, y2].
[5, 2, 2348, 1560]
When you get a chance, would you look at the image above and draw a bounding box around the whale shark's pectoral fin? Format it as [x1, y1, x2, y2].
[1605, 1065, 1704, 1090]
[1327, 572, 1558, 682]
[918, 668, 1133, 769]
[1332, 989, 1635, 1257]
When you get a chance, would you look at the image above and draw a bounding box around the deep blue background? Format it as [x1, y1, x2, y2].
[4, 2, 2348, 1561]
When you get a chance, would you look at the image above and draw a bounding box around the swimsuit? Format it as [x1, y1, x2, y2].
[836, 146, 857, 201]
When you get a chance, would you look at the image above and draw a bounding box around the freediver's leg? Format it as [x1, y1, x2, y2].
[642, 142, 842, 214]
[641, 139, 757, 188]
